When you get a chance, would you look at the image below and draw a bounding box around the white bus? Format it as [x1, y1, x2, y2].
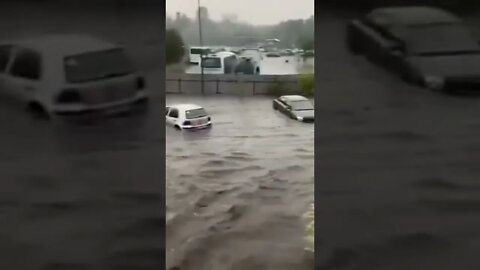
[200, 52, 239, 74]
[188, 46, 212, 64]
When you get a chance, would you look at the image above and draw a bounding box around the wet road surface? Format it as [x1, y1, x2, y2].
[166, 95, 314, 270]
[316, 11, 480, 270]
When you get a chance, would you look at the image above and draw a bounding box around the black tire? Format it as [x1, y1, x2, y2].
[174, 125, 181, 130]
[27, 102, 50, 120]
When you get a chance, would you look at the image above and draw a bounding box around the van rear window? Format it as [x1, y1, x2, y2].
[201, 57, 221, 68]
[190, 48, 211, 55]
[64, 48, 136, 83]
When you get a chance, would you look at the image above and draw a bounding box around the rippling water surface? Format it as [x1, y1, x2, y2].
[0, 93, 164, 269]
[166, 95, 314, 270]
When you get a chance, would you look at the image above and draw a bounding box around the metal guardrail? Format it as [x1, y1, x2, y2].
[165, 77, 299, 95]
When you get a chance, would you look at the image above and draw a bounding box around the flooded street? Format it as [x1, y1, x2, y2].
[166, 95, 314, 269]
[185, 54, 314, 75]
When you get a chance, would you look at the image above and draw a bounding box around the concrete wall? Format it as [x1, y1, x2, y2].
[165, 73, 302, 96]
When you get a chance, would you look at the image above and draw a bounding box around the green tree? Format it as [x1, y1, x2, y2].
[166, 28, 185, 65]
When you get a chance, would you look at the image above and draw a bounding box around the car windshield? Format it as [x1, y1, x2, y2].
[64, 48, 136, 83]
[186, 108, 207, 119]
[392, 23, 480, 55]
[201, 57, 221, 68]
[290, 100, 313, 111]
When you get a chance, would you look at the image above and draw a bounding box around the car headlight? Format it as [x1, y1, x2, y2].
[297, 116, 304, 121]
[424, 76, 445, 90]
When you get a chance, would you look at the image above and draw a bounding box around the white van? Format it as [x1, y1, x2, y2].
[189, 46, 212, 65]
[200, 52, 238, 74]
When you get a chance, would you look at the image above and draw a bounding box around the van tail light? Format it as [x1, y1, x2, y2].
[56, 89, 82, 104]
[136, 76, 145, 90]
[183, 120, 191, 125]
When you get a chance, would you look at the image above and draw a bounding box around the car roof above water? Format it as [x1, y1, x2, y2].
[170, 104, 204, 111]
[369, 6, 461, 27]
[280, 95, 309, 101]
[4, 34, 119, 56]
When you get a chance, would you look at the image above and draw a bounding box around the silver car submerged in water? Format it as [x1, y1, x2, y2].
[273, 95, 314, 122]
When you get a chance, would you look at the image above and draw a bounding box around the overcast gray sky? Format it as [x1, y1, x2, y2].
[166, 0, 314, 25]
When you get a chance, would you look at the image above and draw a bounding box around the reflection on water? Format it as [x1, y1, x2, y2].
[166, 95, 314, 270]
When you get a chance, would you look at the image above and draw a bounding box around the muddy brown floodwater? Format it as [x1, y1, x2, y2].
[166, 95, 314, 270]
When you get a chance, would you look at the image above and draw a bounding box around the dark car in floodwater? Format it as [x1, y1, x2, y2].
[273, 95, 314, 122]
[347, 6, 480, 93]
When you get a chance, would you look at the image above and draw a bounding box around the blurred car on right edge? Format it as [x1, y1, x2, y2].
[346, 6, 480, 94]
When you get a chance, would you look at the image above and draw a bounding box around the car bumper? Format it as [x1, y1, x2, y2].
[53, 94, 148, 116]
[298, 117, 314, 123]
[182, 122, 212, 130]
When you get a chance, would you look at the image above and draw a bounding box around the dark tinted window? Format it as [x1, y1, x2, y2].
[0, 45, 12, 73]
[191, 48, 211, 55]
[64, 48, 136, 83]
[223, 56, 237, 73]
[235, 59, 255, 74]
[186, 108, 207, 119]
[10, 49, 41, 80]
[393, 24, 479, 54]
[201, 57, 221, 68]
[290, 100, 314, 110]
[169, 108, 179, 118]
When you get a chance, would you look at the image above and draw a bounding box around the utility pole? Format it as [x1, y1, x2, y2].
[197, 0, 204, 94]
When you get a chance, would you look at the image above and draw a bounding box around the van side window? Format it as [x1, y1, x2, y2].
[10, 49, 42, 80]
[0, 45, 12, 73]
[169, 108, 179, 118]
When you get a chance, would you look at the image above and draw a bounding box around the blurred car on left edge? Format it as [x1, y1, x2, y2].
[0, 34, 148, 119]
